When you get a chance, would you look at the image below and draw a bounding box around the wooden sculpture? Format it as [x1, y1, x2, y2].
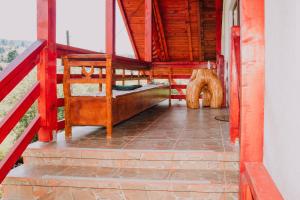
[186, 69, 223, 109]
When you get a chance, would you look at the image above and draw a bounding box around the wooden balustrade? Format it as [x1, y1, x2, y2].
[0, 40, 46, 183]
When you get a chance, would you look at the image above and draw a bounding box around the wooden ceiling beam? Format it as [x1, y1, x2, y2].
[153, 0, 169, 61]
[186, 0, 193, 61]
[117, 0, 140, 59]
[145, 0, 152, 62]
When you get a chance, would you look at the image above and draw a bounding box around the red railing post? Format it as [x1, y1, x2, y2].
[37, 0, 57, 142]
[217, 54, 225, 107]
[229, 26, 240, 143]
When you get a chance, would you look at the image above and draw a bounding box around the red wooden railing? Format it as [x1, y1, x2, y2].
[241, 163, 284, 200]
[228, 26, 283, 200]
[0, 40, 47, 183]
[152, 61, 220, 100]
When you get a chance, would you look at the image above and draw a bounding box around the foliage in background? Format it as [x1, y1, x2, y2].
[6, 50, 18, 63]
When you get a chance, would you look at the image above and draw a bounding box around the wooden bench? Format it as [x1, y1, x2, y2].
[63, 54, 169, 138]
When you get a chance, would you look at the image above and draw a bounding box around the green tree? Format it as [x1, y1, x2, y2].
[7, 50, 18, 63]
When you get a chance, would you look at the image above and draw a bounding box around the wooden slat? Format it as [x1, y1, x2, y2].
[0, 83, 40, 144]
[56, 98, 64, 107]
[0, 116, 41, 183]
[154, 74, 191, 79]
[68, 78, 105, 84]
[0, 40, 46, 101]
[57, 120, 65, 131]
[171, 85, 187, 89]
[68, 60, 107, 67]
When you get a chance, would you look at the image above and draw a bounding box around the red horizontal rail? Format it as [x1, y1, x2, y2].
[57, 74, 149, 84]
[0, 40, 46, 101]
[171, 95, 186, 100]
[0, 83, 40, 144]
[56, 43, 100, 57]
[243, 162, 283, 200]
[171, 85, 187, 89]
[0, 116, 41, 183]
[56, 98, 64, 107]
[153, 61, 214, 68]
[154, 75, 191, 79]
[57, 120, 65, 131]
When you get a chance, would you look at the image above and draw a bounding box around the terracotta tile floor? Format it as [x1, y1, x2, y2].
[48, 100, 238, 153]
[2, 101, 240, 199]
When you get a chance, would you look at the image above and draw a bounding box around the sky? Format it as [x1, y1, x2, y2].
[0, 0, 134, 57]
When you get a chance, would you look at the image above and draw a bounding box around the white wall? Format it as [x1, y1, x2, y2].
[264, 0, 300, 199]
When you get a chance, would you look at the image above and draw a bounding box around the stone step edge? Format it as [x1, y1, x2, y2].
[24, 148, 239, 162]
[4, 175, 238, 193]
[3, 166, 239, 193]
[24, 157, 239, 171]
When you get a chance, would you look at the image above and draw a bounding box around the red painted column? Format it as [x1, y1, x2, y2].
[239, 1, 265, 198]
[229, 26, 240, 143]
[37, 0, 57, 142]
[239, 0, 265, 170]
[106, 0, 116, 55]
[216, 0, 223, 55]
[145, 0, 153, 62]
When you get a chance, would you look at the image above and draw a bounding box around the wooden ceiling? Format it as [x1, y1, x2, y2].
[118, 0, 217, 62]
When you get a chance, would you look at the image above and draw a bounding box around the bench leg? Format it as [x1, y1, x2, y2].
[106, 124, 112, 139]
[65, 124, 72, 138]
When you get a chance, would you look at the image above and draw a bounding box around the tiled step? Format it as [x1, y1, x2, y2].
[23, 142, 239, 171]
[2, 165, 239, 200]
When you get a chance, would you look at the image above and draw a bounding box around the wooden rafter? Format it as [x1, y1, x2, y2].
[186, 0, 193, 61]
[153, 0, 169, 61]
[145, 0, 152, 62]
[117, 0, 140, 59]
[196, 0, 203, 61]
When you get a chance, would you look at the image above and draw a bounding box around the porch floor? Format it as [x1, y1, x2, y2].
[35, 100, 238, 152]
[2, 101, 240, 200]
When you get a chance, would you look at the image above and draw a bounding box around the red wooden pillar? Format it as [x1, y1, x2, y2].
[216, 0, 223, 55]
[239, 0, 265, 196]
[105, 0, 116, 138]
[229, 26, 240, 143]
[106, 0, 116, 86]
[106, 0, 116, 55]
[145, 0, 153, 62]
[239, 0, 265, 170]
[37, 0, 57, 142]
